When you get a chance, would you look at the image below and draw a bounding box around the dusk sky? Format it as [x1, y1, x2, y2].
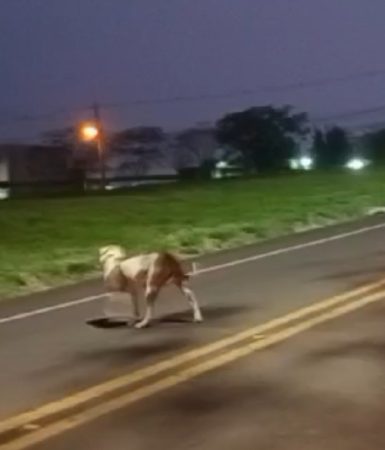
[2, 0, 385, 141]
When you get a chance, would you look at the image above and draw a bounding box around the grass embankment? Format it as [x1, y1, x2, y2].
[1, 170, 385, 299]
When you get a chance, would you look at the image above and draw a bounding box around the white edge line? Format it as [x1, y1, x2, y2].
[197, 221, 385, 274]
[1, 221, 385, 325]
[0, 295, 102, 325]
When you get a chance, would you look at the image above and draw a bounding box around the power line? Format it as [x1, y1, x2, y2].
[2, 66, 385, 125]
[313, 104, 385, 123]
[0, 106, 89, 126]
[101, 67, 385, 110]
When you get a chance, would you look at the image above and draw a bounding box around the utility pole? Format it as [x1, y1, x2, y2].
[92, 102, 106, 190]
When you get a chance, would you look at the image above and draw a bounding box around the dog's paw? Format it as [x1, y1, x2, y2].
[127, 318, 139, 327]
[134, 321, 149, 329]
[193, 316, 203, 323]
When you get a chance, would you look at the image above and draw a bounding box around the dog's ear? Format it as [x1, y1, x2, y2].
[99, 245, 126, 263]
[99, 246, 113, 263]
[99, 246, 109, 256]
[108, 245, 126, 259]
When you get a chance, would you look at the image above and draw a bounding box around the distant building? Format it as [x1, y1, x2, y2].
[0, 144, 78, 197]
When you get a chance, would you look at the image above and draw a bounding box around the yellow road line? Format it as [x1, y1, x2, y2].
[1, 277, 385, 440]
[3, 285, 385, 450]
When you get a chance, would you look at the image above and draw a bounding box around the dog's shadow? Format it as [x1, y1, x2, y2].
[86, 317, 129, 328]
[31, 304, 253, 386]
[77, 305, 250, 368]
[156, 304, 251, 324]
[87, 304, 251, 329]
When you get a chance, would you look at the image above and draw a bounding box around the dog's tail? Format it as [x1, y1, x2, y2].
[184, 260, 198, 278]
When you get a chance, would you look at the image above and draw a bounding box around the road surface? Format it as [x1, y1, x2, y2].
[1, 215, 385, 449]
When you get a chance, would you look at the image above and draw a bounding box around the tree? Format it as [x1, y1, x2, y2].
[111, 126, 165, 176]
[215, 105, 309, 172]
[172, 126, 218, 170]
[312, 129, 327, 168]
[167, 126, 219, 179]
[313, 126, 351, 168]
[364, 128, 385, 163]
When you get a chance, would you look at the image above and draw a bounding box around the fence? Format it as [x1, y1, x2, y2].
[0, 166, 244, 199]
[0, 174, 178, 198]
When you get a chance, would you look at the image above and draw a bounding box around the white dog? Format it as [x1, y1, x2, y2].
[99, 245, 203, 329]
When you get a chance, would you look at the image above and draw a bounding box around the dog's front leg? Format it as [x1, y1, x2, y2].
[131, 290, 140, 322]
[132, 297, 140, 319]
[104, 290, 135, 324]
[134, 286, 158, 329]
[102, 292, 119, 319]
[122, 283, 141, 326]
[134, 298, 153, 329]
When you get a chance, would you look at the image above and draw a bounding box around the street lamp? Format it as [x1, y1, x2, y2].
[80, 123, 99, 142]
[79, 121, 106, 190]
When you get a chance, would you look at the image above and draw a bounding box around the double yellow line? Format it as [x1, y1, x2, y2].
[2, 278, 385, 450]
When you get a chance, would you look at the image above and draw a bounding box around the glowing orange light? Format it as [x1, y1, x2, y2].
[80, 123, 99, 141]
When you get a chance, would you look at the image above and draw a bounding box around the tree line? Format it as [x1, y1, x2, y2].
[42, 104, 385, 177]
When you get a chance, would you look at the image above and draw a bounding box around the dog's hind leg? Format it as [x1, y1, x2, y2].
[175, 280, 203, 323]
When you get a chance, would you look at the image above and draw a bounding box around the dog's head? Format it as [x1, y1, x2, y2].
[98, 245, 127, 265]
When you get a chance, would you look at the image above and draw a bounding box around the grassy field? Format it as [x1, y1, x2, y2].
[1, 170, 385, 299]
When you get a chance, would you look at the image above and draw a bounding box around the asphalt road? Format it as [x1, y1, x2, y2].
[2, 215, 385, 449]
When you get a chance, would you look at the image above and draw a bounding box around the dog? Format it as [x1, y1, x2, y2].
[99, 245, 203, 328]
